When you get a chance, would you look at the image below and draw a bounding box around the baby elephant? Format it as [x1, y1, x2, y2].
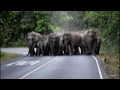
[36, 40, 44, 56]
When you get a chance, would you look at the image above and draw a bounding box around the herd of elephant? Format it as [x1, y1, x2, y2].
[25, 30, 101, 56]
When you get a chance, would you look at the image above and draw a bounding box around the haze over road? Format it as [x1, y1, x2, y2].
[1, 48, 107, 79]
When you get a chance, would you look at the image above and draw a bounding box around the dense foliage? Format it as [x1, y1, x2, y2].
[0, 11, 119, 53]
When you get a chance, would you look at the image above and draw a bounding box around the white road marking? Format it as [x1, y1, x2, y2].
[19, 56, 57, 79]
[92, 55, 103, 79]
[6, 62, 15, 66]
[6, 61, 40, 66]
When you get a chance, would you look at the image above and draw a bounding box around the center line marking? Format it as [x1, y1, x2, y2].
[19, 56, 57, 79]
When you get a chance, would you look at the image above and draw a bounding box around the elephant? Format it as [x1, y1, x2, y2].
[63, 32, 72, 55]
[63, 32, 84, 55]
[43, 35, 50, 56]
[25, 31, 43, 56]
[63, 30, 98, 55]
[48, 32, 59, 56]
[55, 33, 64, 55]
[36, 39, 44, 56]
[95, 38, 101, 55]
[92, 31, 101, 55]
[79, 30, 101, 55]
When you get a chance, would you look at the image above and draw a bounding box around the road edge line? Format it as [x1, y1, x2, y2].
[19, 56, 57, 79]
[92, 55, 103, 79]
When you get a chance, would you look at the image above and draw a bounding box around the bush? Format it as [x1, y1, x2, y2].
[12, 38, 27, 47]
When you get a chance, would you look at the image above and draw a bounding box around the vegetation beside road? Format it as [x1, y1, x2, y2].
[99, 50, 119, 79]
[0, 51, 21, 62]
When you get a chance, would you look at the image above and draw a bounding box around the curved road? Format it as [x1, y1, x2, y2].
[1, 48, 107, 79]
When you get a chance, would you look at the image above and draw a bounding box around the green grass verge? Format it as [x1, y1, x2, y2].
[99, 50, 119, 79]
[0, 51, 21, 62]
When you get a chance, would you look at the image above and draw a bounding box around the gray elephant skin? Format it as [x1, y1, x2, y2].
[25, 31, 43, 56]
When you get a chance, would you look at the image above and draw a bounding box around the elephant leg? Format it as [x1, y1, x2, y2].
[58, 45, 61, 55]
[30, 45, 34, 56]
[44, 44, 49, 56]
[68, 44, 72, 55]
[58, 44, 63, 55]
[33, 48, 37, 56]
[60, 47, 64, 55]
[92, 43, 96, 55]
[95, 48, 98, 55]
[80, 41, 88, 55]
[81, 46, 86, 55]
[59, 47, 63, 55]
[64, 47, 67, 55]
[32, 43, 37, 56]
[97, 48, 100, 55]
[80, 47, 85, 54]
[84, 45, 90, 55]
[97, 46, 100, 55]
[60, 51, 63, 55]
[46, 46, 50, 55]
[41, 47, 44, 55]
[74, 47, 77, 55]
[36, 47, 39, 56]
[95, 45, 100, 55]
[27, 47, 30, 56]
[64, 42, 69, 55]
[43, 47, 47, 56]
[50, 44, 54, 56]
[74, 47, 80, 55]
[55, 44, 59, 55]
[87, 43, 92, 55]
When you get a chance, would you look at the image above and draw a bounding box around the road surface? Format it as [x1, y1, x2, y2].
[1, 48, 107, 79]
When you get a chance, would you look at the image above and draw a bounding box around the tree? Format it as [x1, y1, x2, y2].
[83, 11, 119, 53]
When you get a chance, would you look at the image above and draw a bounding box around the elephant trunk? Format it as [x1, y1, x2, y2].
[28, 41, 33, 56]
[64, 41, 68, 55]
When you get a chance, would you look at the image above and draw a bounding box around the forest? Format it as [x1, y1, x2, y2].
[0, 11, 119, 54]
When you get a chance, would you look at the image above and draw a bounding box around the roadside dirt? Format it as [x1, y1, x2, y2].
[96, 54, 119, 79]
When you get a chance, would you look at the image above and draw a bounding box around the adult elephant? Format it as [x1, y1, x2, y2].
[48, 32, 59, 56]
[43, 35, 50, 56]
[55, 33, 64, 55]
[36, 39, 44, 56]
[93, 31, 101, 55]
[25, 31, 43, 56]
[63, 32, 84, 55]
[95, 38, 101, 55]
[79, 30, 101, 55]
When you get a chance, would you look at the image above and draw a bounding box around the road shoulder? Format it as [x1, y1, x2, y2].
[93, 55, 109, 79]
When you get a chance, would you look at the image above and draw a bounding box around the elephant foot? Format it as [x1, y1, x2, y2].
[50, 54, 54, 56]
[85, 51, 91, 55]
[92, 53, 96, 56]
[95, 52, 99, 55]
[69, 53, 72, 55]
[30, 54, 34, 56]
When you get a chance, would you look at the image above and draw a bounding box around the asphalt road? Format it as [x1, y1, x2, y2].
[1, 48, 107, 79]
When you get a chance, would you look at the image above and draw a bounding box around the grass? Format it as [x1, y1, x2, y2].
[0, 51, 21, 62]
[99, 50, 119, 79]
